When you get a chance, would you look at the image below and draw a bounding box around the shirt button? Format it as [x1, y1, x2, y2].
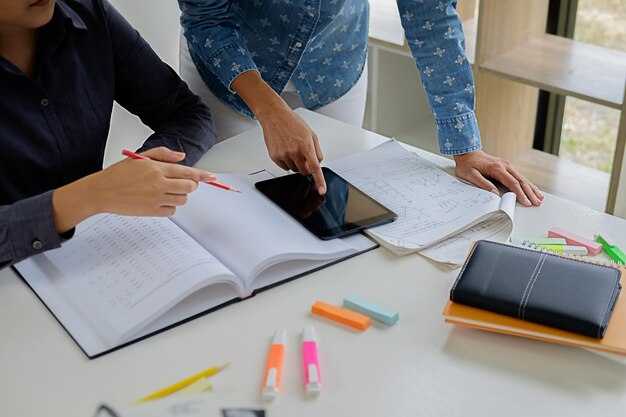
[287, 61, 295, 67]
[294, 41, 303, 49]
[32, 240, 43, 250]
[40, 98, 49, 107]
[308, 11, 315, 17]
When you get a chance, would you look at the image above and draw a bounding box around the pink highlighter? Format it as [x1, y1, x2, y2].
[302, 326, 322, 396]
[547, 226, 603, 256]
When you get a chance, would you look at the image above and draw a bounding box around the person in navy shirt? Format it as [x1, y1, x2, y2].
[178, 0, 544, 206]
[0, 0, 217, 269]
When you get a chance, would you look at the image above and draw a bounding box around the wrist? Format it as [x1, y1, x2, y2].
[231, 71, 288, 121]
[52, 175, 101, 233]
[453, 149, 483, 162]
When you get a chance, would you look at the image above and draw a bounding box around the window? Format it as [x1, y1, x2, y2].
[535, 0, 626, 175]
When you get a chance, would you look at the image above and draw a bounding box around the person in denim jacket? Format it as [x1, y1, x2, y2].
[178, 0, 543, 206]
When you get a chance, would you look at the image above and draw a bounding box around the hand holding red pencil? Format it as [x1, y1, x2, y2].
[51, 147, 221, 234]
[122, 149, 241, 193]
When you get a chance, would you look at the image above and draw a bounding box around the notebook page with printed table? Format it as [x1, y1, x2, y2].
[14, 172, 376, 358]
[326, 140, 515, 266]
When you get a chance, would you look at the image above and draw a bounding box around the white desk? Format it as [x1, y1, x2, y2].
[2, 110, 626, 417]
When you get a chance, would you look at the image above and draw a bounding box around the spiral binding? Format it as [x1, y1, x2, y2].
[511, 239, 623, 266]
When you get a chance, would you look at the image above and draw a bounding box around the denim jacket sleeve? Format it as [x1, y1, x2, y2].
[178, 0, 259, 92]
[397, 0, 482, 155]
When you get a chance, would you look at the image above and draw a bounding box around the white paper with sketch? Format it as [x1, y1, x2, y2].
[327, 140, 515, 264]
[418, 214, 514, 267]
[15, 172, 375, 358]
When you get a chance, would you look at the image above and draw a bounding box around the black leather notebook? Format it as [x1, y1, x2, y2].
[450, 240, 622, 338]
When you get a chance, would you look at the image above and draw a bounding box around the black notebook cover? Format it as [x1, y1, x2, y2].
[450, 240, 622, 339]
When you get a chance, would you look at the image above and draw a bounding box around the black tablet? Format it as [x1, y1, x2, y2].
[255, 167, 397, 240]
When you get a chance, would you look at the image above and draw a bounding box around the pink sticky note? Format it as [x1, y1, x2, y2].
[547, 227, 602, 255]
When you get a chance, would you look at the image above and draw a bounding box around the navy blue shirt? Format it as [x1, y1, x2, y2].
[0, 0, 216, 268]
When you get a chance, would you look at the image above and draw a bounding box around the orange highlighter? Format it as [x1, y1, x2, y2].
[262, 329, 286, 400]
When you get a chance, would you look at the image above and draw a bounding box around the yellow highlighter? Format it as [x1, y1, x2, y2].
[135, 363, 229, 403]
[537, 244, 588, 255]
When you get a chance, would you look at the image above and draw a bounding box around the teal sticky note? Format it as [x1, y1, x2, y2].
[343, 295, 399, 325]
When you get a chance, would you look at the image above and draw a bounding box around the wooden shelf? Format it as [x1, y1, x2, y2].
[365, 0, 626, 214]
[473, 0, 626, 215]
[513, 149, 609, 212]
[481, 34, 626, 109]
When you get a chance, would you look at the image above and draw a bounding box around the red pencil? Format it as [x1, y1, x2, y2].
[121, 149, 241, 193]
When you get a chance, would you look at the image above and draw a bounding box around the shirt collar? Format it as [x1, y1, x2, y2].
[0, 1, 87, 76]
[55, 0, 88, 31]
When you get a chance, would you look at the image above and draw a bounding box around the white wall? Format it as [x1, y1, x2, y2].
[108, 0, 181, 69]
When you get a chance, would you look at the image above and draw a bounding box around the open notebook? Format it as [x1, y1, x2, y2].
[14, 172, 376, 358]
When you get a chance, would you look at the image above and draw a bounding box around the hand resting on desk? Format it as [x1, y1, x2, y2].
[453, 149, 544, 207]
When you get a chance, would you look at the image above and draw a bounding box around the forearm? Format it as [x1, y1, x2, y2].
[136, 84, 216, 166]
[230, 71, 326, 193]
[231, 71, 289, 122]
[116, 49, 216, 166]
[105, 0, 215, 166]
[51, 176, 100, 234]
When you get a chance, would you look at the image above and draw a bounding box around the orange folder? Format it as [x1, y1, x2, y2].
[443, 262, 626, 356]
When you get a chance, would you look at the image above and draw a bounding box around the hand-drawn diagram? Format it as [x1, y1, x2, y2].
[328, 141, 514, 255]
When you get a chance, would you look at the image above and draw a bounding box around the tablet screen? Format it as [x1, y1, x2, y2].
[255, 167, 397, 239]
